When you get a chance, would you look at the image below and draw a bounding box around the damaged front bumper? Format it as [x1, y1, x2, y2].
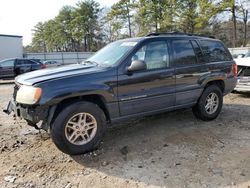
[235, 77, 250, 92]
[4, 98, 16, 115]
[4, 98, 52, 131]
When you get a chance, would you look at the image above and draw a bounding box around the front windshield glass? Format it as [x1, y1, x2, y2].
[85, 40, 137, 67]
[245, 51, 250, 58]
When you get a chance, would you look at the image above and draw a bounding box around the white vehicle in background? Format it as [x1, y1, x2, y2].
[43, 60, 62, 68]
[234, 52, 250, 92]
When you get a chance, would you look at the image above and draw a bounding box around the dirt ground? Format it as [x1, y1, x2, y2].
[1, 84, 250, 188]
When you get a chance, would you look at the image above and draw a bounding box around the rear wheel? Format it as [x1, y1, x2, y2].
[51, 101, 106, 155]
[192, 85, 223, 121]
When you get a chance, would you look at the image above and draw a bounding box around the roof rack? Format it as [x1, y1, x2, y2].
[146, 32, 215, 39]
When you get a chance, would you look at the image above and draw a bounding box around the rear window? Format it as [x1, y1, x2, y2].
[199, 40, 232, 62]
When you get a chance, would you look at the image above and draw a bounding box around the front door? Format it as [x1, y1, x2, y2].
[117, 40, 175, 116]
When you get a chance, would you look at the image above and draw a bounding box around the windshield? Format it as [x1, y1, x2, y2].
[245, 51, 250, 58]
[85, 40, 137, 67]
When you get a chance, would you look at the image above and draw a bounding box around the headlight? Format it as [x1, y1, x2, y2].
[16, 85, 42, 105]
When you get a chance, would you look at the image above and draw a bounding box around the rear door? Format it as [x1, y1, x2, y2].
[171, 39, 208, 106]
[117, 39, 175, 116]
[16, 59, 32, 74]
[29, 60, 41, 70]
[0, 59, 15, 78]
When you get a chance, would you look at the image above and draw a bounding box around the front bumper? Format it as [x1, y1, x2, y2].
[235, 84, 250, 92]
[4, 98, 48, 125]
[234, 77, 250, 92]
[4, 98, 16, 115]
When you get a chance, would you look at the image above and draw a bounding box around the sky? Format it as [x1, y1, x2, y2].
[0, 0, 119, 46]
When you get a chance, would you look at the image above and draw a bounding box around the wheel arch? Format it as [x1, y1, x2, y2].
[204, 79, 225, 93]
[49, 94, 111, 127]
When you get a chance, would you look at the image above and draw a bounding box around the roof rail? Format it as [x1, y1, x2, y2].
[146, 32, 215, 39]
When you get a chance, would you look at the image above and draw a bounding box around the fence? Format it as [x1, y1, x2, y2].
[24, 52, 94, 64]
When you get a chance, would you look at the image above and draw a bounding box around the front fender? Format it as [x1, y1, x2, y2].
[36, 74, 117, 106]
[40, 84, 115, 106]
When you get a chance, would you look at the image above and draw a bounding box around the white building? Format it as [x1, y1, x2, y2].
[0, 34, 23, 61]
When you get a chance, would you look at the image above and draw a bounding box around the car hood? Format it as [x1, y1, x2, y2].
[234, 57, 250, 67]
[15, 64, 105, 86]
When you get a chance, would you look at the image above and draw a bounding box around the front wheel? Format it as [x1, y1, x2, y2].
[51, 101, 106, 155]
[192, 85, 223, 121]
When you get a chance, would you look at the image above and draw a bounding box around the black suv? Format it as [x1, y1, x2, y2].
[5, 33, 237, 155]
[0, 58, 45, 79]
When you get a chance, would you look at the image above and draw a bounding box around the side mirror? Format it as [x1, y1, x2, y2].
[127, 60, 146, 72]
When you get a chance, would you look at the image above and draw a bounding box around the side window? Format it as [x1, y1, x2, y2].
[191, 40, 204, 63]
[28, 60, 38, 64]
[16, 60, 24, 65]
[172, 40, 197, 66]
[17, 60, 30, 65]
[131, 41, 169, 70]
[199, 40, 232, 62]
[17, 60, 38, 65]
[0, 60, 14, 67]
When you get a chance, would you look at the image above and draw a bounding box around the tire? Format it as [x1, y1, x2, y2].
[51, 101, 106, 155]
[192, 85, 223, 121]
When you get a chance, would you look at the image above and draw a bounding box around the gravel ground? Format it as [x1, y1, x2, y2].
[1, 84, 250, 188]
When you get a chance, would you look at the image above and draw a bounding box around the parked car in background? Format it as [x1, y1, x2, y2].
[245, 51, 250, 58]
[43, 60, 62, 68]
[0, 58, 45, 79]
[233, 51, 250, 59]
[235, 59, 250, 92]
[5, 32, 237, 155]
[234, 54, 246, 59]
[234, 52, 250, 66]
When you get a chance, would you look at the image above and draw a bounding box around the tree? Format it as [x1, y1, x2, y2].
[72, 0, 101, 51]
[238, 0, 249, 46]
[56, 6, 76, 51]
[178, 0, 198, 33]
[32, 22, 47, 52]
[28, 0, 250, 51]
[137, 0, 163, 34]
[108, 0, 136, 37]
[217, 0, 238, 47]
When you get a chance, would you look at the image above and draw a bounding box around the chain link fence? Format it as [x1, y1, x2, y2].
[24, 52, 94, 64]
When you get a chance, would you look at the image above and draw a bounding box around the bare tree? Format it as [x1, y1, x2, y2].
[238, 0, 249, 46]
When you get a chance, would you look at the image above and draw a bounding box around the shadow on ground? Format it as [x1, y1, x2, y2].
[71, 103, 250, 187]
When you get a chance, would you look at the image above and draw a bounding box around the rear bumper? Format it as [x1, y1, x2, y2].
[223, 77, 237, 95]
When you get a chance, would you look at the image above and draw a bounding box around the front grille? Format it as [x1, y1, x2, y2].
[238, 77, 250, 84]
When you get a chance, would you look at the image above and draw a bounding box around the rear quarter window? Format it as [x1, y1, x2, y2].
[199, 40, 232, 62]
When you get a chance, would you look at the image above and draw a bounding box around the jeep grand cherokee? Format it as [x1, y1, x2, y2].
[5, 32, 237, 155]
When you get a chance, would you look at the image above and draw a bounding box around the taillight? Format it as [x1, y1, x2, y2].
[41, 64, 46, 69]
[232, 63, 237, 77]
